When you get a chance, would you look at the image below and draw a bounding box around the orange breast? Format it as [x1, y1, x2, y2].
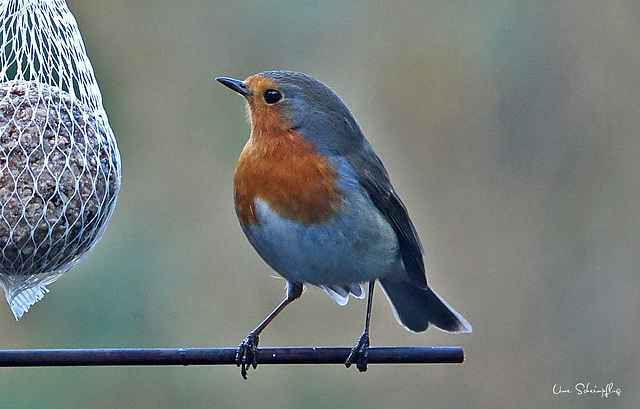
[234, 129, 341, 226]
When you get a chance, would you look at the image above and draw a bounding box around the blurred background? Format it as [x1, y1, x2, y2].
[1, 0, 638, 408]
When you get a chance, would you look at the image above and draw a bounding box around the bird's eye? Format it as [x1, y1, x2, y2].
[263, 89, 282, 104]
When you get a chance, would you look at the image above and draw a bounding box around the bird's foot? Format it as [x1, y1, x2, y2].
[236, 331, 259, 380]
[345, 332, 370, 372]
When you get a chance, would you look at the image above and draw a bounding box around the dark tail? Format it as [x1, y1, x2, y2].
[378, 278, 472, 333]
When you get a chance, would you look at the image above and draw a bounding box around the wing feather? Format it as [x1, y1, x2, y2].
[348, 146, 428, 288]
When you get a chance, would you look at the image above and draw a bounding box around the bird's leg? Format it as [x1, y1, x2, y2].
[345, 280, 375, 372]
[237, 282, 303, 379]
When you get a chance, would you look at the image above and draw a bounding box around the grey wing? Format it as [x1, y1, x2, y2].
[348, 145, 428, 288]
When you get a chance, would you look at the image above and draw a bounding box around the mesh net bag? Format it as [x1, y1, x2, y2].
[0, 0, 121, 319]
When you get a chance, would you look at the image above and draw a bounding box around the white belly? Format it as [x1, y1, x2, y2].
[242, 195, 399, 287]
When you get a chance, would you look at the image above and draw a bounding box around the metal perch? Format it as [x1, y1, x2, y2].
[0, 346, 464, 367]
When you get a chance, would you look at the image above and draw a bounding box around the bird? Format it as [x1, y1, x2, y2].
[217, 71, 471, 379]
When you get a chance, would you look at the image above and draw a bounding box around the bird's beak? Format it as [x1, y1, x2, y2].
[216, 77, 252, 98]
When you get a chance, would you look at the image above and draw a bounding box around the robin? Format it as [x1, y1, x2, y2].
[217, 71, 471, 379]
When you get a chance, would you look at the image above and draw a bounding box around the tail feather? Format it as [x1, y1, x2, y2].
[322, 284, 365, 306]
[379, 278, 472, 333]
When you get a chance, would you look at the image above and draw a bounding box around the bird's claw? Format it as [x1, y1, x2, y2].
[345, 332, 370, 372]
[236, 332, 259, 380]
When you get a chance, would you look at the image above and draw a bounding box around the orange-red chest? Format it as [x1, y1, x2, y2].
[233, 128, 342, 227]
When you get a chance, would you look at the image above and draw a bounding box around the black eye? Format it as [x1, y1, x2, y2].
[263, 89, 282, 104]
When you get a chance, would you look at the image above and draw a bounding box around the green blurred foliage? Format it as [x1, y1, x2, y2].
[0, 0, 638, 408]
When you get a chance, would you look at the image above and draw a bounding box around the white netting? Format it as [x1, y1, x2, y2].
[0, 0, 121, 319]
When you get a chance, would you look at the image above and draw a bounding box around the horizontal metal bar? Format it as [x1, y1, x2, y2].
[0, 346, 464, 367]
